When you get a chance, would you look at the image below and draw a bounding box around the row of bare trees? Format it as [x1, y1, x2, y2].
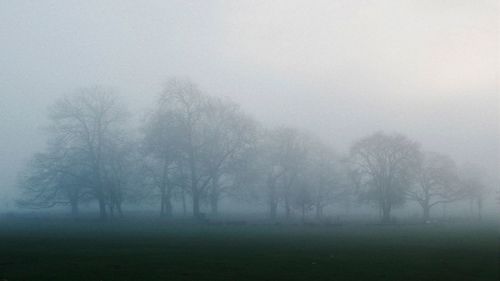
[350, 133, 486, 222]
[140, 79, 258, 219]
[18, 88, 133, 219]
[17, 79, 489, 222]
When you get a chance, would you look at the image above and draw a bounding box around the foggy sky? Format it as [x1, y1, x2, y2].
[1, 0, 498, 203]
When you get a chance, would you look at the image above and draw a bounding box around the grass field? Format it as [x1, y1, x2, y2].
[0, 217, 497, 281]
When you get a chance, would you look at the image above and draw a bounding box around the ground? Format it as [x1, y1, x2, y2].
[0, 217, 497, 281]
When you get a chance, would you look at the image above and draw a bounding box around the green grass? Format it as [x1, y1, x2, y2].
[0, 218, 497, 280]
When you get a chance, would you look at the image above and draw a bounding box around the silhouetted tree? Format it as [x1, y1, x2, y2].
[460, 164, 487, 221]
[305, 140, 348, 220]
[103, 137, 136, 218]
[46, 87, 129, 219]
[407, 152, 462, 221]
[155, 78, 221, 219]
[199, 97, 257, 215]
[18, 144, 91, 218]
[350, 132, 420, 223]
[142, 100, 185, 218]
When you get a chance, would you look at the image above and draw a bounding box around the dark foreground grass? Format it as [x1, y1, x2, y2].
[0, 218, 497, 281]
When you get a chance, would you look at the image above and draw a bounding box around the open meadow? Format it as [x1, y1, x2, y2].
[0, 217, 497, 281]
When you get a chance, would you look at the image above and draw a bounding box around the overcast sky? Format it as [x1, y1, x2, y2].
[1, 0, 498, 202]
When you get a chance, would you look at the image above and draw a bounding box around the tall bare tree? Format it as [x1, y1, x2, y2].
[305, 140, 348, 220]
[102, 137, 136, 218]
[407, 152, 461, 221]
[350, 132, 420, 223]
[460, 163, 487, 220]
[152, 78, 260, 219]
[48, 87, 128, 219]
[257, 127, 309, 220]
[199, 97, 258, 215]
[156, 78, 217, 219]
[142, 102, 185, 218]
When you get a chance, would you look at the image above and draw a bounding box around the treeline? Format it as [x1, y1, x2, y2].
[17, 78, 487, 222]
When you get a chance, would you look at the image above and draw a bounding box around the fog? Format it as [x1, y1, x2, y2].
[1, 1, 498, 210]
[1, 1, 499, 280]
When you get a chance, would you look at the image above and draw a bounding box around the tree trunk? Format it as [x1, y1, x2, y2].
[378, 204, 383, 220]
[181, 188, 187, 216]
[188, 146, 200, 219]
[284, 197, 291, 219]
[422, 205, 430, 222]
[117, 202, 123, 218]
[477, 198, 482, 221]
[210, 176, 219, 216]
[381, 203, 391, 223]
[269, 200, 278, 221]
[70, 200, 79, 219]
[109, 203, 115, 218]
[421, 198, 431, 222]
[164, 194, 173, 218]
[95, 169, 107, 220]
[192, 189, 201, 219]
[268, 177, 278, 220]
[160, 187, 166, 217]
[160, 159, 172, 218]
[210, 194, 218, 216]
[98, 197, 107, 220]
[315, 205, 322, 220]
[95, 132, 106, 220]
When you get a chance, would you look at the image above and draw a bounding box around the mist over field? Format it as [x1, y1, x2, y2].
[0, 1, 498, 280]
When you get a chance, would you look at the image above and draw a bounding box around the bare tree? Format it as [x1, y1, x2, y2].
[48, 87, 128, 220]
[17, 140, 92, 218]
[102, 137, 136, 218]
[407, 152, 462, 221]
[257, 127, 309, 220]
[256, 132, 283, 221]
[460, 163, 487, 220]
[142, 103, 185, 218]
[305, 140, 348, 221]
[156, 78, 215, 219]
[153, 78, 260, 219]
[199, 97, 258, 215]
[276, 128, 310, 219]
[350, 132, 420, 223]
[293, 183, 314, 222]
